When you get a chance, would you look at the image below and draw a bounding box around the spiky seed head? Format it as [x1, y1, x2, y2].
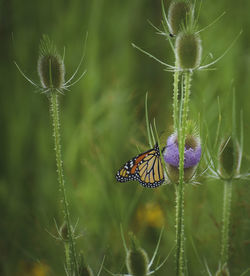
[37, 35, 65, 90]
[219, 137, 240, 179]
[78, 252, 94, 276]
[126, 234, 149, 276]
[38, 55, 65, 89]
[168, 1, 190, 36]
[79, 265, 94, 276]
[175, 32, 202, 70]
[126, 248, 149, 276]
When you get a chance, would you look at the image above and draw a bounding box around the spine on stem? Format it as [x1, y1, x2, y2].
[173, 61, 180, 131]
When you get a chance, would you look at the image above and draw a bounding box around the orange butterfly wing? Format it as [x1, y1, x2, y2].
[116, 144, 165, 188]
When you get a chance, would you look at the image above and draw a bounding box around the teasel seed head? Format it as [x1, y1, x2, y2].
[175, 31, 202, 70]
[37, 35, 65, 90]
[79, 265, 94, 276]
[126, 234, 149, 276]
[219, 137, 240, 179]
[168, 0, 191, 36]
[78, 252, 94, 276]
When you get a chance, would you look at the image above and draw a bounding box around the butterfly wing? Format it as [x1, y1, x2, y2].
[116, 144, 165, 188]
[115, 150, 150, 182]
[136, 144, 164, 188]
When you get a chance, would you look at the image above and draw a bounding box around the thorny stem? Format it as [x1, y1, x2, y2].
[65, 242, 71, 273]
[175, 71, 192, 276]
[221, 180, 233, 266]
[173, 61, 180, 131]
[50, 92, 79, 275]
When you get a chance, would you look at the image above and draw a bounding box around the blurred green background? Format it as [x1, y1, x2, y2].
[1, 0, 250, 275]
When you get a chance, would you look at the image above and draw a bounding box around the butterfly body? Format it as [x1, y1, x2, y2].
[116, 144, 165, 188]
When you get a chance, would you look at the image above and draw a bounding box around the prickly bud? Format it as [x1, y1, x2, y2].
[168, 1, 190, 36]
[219, 137, 240, 179]
[37, 35, 65, 90]
[126, 234, 149, 276]
[175, 32, 202, 70]
[79, 265, 94, 276]
[78, 252, 94, 276]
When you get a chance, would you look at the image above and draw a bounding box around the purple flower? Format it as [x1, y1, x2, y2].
[164, 133, 201, 168]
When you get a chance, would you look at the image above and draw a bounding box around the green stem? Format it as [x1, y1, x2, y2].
[50, 92, 79, 275]
[175, 176, 185, 276]
[65, 242, 71, 273]
[173, 63, 180, 131]
[175, 71, 192, 276]
[221, 180, 233, 266]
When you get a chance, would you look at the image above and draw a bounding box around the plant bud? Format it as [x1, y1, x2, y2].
[126, 234, 149, 276]
[126, 248, 149, 276]
[78, 252, 94, 276]
[163, 133, 201, 182]
[168, 1, 190, 36]
[79, 265, 94, 276]
[219, 137, 240, 179]
[37, 36, 65, 90]
[175, 32, 202, 70]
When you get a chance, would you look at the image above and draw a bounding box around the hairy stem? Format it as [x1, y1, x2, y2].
[175, 71, 192, 276]
[65, 242, 71, 273]
[50, 92, 79, 275]
[173, 62, 180, 131]
[221, 180, 233, 266]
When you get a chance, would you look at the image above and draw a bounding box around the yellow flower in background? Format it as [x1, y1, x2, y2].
[136, 202, 165, 229]
[18, 261, 50, 276]
[31, 263, 50, 276]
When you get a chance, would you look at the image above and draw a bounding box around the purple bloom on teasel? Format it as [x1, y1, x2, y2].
[164, 133, 201, 168]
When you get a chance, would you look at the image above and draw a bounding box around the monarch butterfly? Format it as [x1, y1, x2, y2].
[115, 143, 165, 188]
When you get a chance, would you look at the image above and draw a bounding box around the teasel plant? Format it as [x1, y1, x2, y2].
[205, 92, 250, 276]
[105, 226, 174, 276]
[133, 2, 203, 275]
[131, 0, 242, 275]
[145, 88, 202, 276]
[15, 35, 104, 276]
